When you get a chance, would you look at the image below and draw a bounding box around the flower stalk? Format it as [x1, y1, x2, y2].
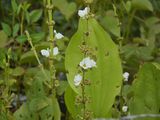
[25, 31, 51, 88]
[46, 0, 56, 95]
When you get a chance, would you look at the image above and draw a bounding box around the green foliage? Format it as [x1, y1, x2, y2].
[0, 0, 160, 119]
[29, 9, 43, 23]
[53, 0, 77, 20]
[1, 22, 12, 36]
[129, 63, 160, 119]
[131, 0, 153, 11]
[0, 31, 8, 48]
[65, 18, 122, 118]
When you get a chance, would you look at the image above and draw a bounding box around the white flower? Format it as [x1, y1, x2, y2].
[122, 106, 128, 112]
[123, 72, 129, 82]
[78, 7, 90, 18]
[79, 57, 96, 69]
[74, 74, 82, 86]
[41, 47, 59, 57]
[53, 47, 59, 56]
[41, 48, 50, 57]
[54, 30, 64, 40]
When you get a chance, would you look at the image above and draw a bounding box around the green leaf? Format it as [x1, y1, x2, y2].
[99, 10, 120, 37]
[11, 67, 25, 76]
[129, 63, 160, 117]
[131, 0, 153, 11]
[14, 104, 37, 120]
[64, 86, 80, 118]
[16, 35, 27, 43]
[56, 81, 68, 96]
[65, 18, 122, 118]
[53, 0, 76, 20]
[20, 51, 37, 64]
[29, 97, 49, 112]
[11, 0, 18, 13]
[30, 32, 45, 43]
[29, 9, 42, 23]
[1, 22, 12, 36]
[0, 31, 8, 48]
[13, 23, 20, 37]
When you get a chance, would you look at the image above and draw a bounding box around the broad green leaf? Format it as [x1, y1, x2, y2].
[65, 18, 122, 118]
[129, 63, 160, 118]
[29, 9, 42, 23]
[131, 0, 153, 11]
[53, 0, 76, 20]
[13, 23, 20, 37]
[0, 31, 8, 48]
[64, 86, 80, 119]
[1, 22, 12, 36]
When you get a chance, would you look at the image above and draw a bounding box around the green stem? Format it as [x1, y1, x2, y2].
[46, 0, 56, 95]
[25, 31, 51, 88]
[125, 9, 136, 41]
[82, 70, 86, 119]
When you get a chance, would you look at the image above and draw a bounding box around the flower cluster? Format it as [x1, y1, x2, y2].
[74, 57, 96, 86]
[41, 47, 59, 57]
[123, 72, 129, 82]
[78, 7, 90, 19]
[40, 30, 64, 57]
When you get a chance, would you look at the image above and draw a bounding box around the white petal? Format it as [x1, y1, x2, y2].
[122, 106, 128, 112]
[123, 72, 129, 81]
[78, 7, 90, 18]
[55, 33, 64, 39]
[41, 49, 50, 57]
[79, 57, 96, 69]
[53, 47, 59, 56]
[74, 74, 82, 86]
[54, 30, 64, 39]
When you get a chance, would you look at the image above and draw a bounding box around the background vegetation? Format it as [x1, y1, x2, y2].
[0, 0, 160, 120]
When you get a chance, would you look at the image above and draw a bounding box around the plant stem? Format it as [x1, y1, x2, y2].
[82, 70, 86, 119]
[46, 0, 56, 95]
[25, 31, 50, 88]
[125, 9, 136, 41]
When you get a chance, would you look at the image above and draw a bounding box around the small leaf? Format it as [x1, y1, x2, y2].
[13, 23, 20, 37]
[1, 22, 12, 36]
[29, 9, 42, 23]
[131, 0, 153, 11]
[56, 81, 68, 96]
[11, 67, 25, 76]
[11, 0, 18, 13]
[99, 10, 120, 37]
[53, 0, 76, 20]
[0, 31, 8, 48]
[30, 32, 45, 43]
[20, 51, 37, 64]
[125, 1, 132, 13]
[16, 35, 27, 44]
